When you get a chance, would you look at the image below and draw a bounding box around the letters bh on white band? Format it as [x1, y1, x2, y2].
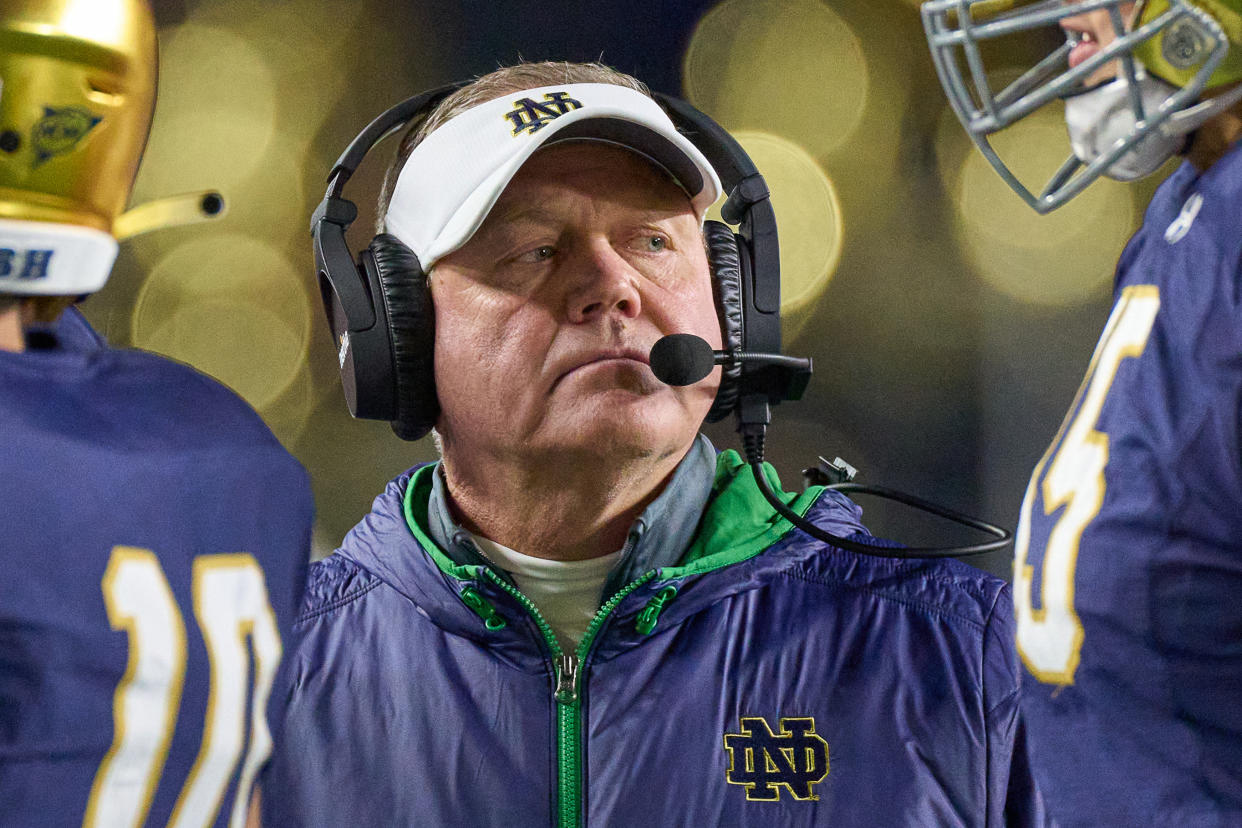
[384, 83, 723, 269]
[0, 217, 118, 295]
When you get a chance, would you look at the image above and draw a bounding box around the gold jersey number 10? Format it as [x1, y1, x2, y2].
[83, 547, 282, 828]
[1014, 285, 1161, 685]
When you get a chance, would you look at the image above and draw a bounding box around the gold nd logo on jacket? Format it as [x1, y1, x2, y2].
[724, 716, 830, 802]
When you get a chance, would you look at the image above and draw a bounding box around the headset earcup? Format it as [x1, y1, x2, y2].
[367, 233, 439, 440]
[703, 220, 743, 422]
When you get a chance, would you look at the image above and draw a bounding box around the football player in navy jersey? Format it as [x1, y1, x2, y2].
[0, 2, 313, 826]
[924, 0, 1242, 824]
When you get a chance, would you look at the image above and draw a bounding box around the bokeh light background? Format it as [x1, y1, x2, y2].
[83, 0, 1176, 575]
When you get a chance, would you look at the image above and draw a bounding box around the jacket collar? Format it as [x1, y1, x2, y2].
[424, 434, 717, 599]
[335, 443, 859, 654]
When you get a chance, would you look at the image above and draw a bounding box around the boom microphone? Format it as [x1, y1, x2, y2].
[649, 333, 1012, 558]
[649, 333, 813, 386]
[649, 334, 715, 385]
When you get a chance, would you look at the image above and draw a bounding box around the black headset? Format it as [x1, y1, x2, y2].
[310, 82, 791, 441]
[311, 81, 1012, 558]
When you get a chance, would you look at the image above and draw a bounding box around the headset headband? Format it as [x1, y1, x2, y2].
[325, 83, 466, 201]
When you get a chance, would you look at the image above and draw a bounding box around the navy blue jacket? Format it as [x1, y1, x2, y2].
[265, 451, 1038, 826]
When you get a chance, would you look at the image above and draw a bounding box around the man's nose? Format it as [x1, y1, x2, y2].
[566, 241, 643, 324]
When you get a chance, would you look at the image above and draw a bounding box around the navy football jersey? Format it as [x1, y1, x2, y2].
[0, 308, 312, 827]
[1014, 144, 1242, 826]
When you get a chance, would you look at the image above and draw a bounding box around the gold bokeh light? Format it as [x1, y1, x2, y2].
[202, 0, 357, 138]
[131, 23, 278, 204]
[131, 234, 313, 413]
[946, 105, 1138, 305]
[707, 130, 843, 333]
[684, 0, 870, 158]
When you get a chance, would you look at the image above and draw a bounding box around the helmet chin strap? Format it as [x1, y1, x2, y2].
[1162, 82, 1242, 137]
[113, 189, 227, 241]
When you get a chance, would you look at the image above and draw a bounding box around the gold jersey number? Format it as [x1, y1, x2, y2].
[1014, 285, 1161, 685]
[83, 547, 282, 828]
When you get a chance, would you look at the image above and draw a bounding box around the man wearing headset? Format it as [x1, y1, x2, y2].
[924, 0, 1242, 824]
[264, 61, 1040, 826]
[0, 2, 312, 825]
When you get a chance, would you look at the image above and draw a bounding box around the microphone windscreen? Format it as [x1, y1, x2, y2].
[650, 333, 716, 386]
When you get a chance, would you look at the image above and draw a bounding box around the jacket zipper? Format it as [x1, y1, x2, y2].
[481, 568, 658, 828]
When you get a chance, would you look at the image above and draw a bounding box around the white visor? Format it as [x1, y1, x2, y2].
[384, 83, 723, 268]
[0, 218, 118, 296]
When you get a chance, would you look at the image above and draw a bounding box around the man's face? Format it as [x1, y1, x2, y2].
[1062, 1, 1138, 86]
[430, 141, 722, 468]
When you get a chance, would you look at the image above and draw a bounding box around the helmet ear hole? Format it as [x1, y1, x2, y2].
[87, 76, 124, 97]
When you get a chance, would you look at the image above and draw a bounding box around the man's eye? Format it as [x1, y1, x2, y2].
[641, 236, 667, 252]
[517, 245, 555, 263]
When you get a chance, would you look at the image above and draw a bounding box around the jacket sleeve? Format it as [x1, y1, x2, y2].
[982, 583, 1049, 827]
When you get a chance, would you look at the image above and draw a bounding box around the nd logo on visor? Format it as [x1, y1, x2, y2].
[724, 716, 830, 802]
[504, 91, 583, 136]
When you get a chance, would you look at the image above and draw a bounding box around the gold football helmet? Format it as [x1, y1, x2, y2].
[0, 0, 222, 297]
[0, 0, 156, 233]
